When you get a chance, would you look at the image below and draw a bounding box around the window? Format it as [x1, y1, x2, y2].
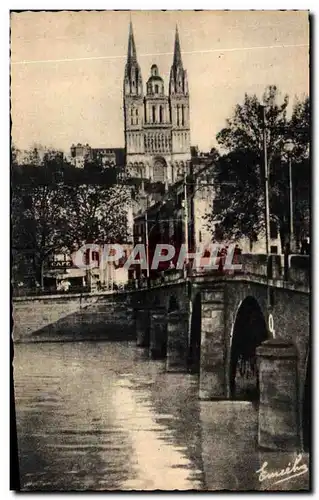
[159, 106, 163, 123]
[152, 105, 156, 123]
[135, 108, 138, 125]
[182, 105, 185, 126]
[155, 84, 159, 94]
[153, 160, 165, 183]
[177, 105, 180, 126]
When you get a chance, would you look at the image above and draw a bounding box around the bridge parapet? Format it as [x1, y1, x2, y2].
[130, 253, 310, 293]
[235, 253, 310, 289]
[163, 269, 184, 283]
[239, 253, 268, 278]
[288, 255, 310, 287]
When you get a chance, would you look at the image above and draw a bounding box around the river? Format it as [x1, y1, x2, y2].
[13, 341, 309, 491]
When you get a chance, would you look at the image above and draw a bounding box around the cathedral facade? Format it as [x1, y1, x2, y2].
[123, 22, 191, 185]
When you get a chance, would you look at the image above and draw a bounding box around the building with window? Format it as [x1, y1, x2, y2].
[123, 22, 191, 184]
[70, 144, 125, 169]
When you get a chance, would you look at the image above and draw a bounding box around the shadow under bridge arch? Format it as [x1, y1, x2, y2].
[229, 296, 267, 401]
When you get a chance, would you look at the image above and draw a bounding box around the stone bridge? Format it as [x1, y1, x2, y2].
[13, 253, 310, 453]
[127, 253, 310, 453]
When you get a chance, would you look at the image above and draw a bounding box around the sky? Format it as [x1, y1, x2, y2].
[10, 10, 309, 153]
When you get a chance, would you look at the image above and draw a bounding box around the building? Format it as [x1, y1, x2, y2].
[70, 144, 125, 169]
[132, 155, 218, 279]
[43, 253, 87, 291]
[70, 143, 92, 168]
[123, 23, 191, 184]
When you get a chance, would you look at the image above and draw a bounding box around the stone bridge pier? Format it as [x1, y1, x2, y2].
[166, 308, 189, 372]
[129, 254, 310, 453]
[198, 288, 226, 400]
[135, 307, 150, 347]
[149, 306, 167, 359]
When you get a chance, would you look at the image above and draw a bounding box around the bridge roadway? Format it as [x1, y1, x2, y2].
[13, 253, 310, 452]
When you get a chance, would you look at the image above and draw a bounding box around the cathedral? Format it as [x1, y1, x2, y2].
[123, 22, 191, 185]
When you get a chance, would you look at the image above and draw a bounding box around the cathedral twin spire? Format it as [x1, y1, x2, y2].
[172, 25, 183, 68]
[123, 20, 191, 174]
[124, 22, 187, 96]
[127, 21, 137, 65]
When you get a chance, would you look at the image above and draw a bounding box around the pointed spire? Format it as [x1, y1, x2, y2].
[173, 25, 183, 68]
[127, 20, 137, 64]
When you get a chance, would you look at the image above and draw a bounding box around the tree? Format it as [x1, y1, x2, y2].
[21, 146, 42, 166]
[207, 86, 310, 250]
[12, 145, 133, 288]
[289, 96, 310, 161]
[11, 147, 72, 186]
[67, 183, 132, 249]
[287, 96, 310, 242]
[12, 183, 73, 288]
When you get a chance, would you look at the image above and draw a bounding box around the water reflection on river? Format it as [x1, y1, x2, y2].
[13, 341, 309, 491]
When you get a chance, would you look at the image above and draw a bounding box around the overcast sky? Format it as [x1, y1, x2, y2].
[11, 10, 309, 153]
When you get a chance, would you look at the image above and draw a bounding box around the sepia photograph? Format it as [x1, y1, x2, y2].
[10, 9, 310, 491]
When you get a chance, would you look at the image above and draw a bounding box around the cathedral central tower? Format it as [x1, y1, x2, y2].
[123, 23, 191, 184]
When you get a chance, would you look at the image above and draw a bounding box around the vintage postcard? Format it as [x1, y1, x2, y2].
[11, 10, 310, 491]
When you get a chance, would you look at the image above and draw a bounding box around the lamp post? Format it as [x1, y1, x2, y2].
[260, 104, 271, 255]
[283, 140, 295, 253]
[144, 208, 150, 279]
[183, 168, 189, 274]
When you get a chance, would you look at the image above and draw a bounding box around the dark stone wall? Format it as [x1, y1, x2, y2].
[13, 293, 135, 342]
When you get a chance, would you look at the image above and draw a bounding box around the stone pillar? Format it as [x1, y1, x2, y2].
[135, 307, 150, 347]
[149, 307, 167, 359]
[199, 288, 226, 400]
[166, 310, 189, 372]
[256, 340, 300, 450]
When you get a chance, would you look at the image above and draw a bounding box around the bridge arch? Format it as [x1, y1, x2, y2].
[188, 293, 201, 373]
[229, 296, 268, 401]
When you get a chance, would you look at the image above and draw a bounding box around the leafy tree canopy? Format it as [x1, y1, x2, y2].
[207, 86, 310, 248]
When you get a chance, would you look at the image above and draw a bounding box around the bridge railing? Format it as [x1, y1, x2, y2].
[12, 285, 91, 298]
[239, 253, 284, 280]
[287, 255, 310, 286]
[239, 254, 269, 278]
